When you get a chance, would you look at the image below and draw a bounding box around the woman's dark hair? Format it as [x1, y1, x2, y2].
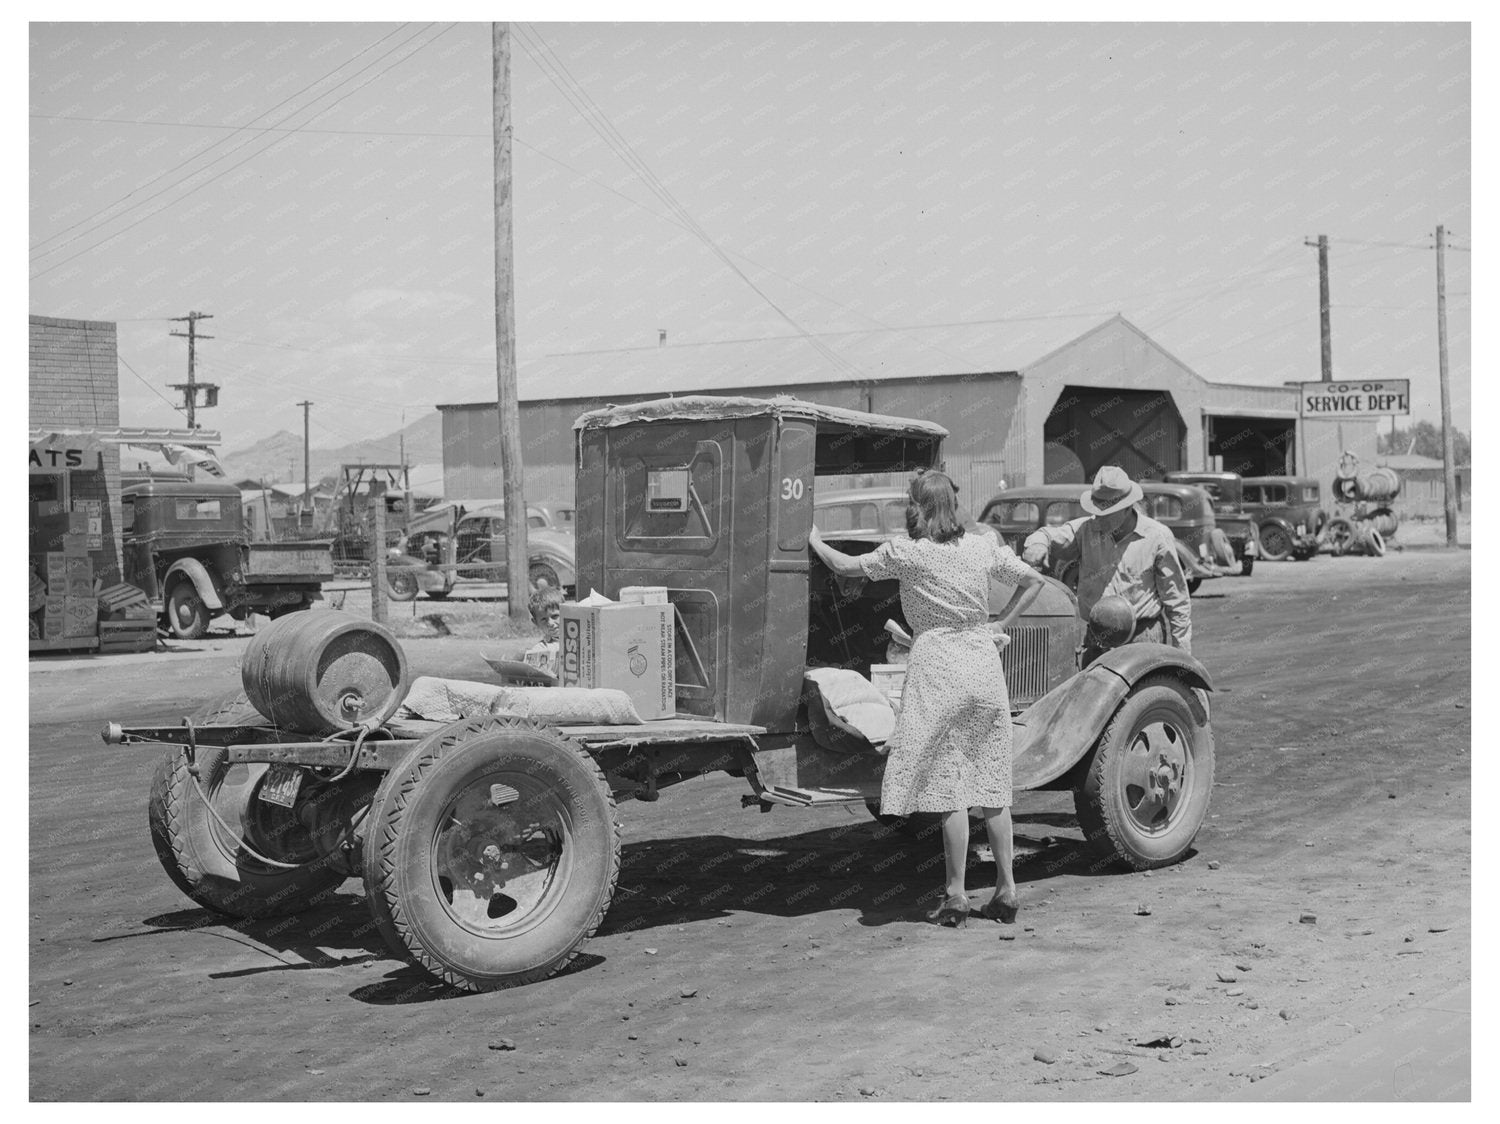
[905, 469, 965, 543]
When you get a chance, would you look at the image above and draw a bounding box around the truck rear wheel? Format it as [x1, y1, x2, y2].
[165, 579, 211, 639]
[147, 744, 348, 917]
[1073, 675, 1214, 871]
[1257, 523, 1292, 561]
[363, 716, 620, 993]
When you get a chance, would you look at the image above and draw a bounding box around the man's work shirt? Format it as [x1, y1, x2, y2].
[1023, 512, 1192, 653]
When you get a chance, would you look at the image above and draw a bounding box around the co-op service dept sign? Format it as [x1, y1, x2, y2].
[1299, 379, 1410, 418]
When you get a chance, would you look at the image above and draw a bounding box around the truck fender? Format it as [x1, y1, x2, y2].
[533, 548, 575, 587]
[1174, 539, 1214, 579]
[163, 557, 224, 611]
[1258, 515, 1298, 539]
[1012, 644, 1212, 791]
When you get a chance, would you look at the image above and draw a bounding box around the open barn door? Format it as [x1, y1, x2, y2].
[1044, 386, 1186, 481]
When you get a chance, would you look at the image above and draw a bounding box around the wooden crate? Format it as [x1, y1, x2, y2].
[98, 620, 158, 654]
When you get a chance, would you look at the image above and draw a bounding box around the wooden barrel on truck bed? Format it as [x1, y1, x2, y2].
[241, 612, 410, 734]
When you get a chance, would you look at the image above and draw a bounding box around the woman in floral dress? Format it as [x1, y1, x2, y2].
[809, 470, 1044, 926]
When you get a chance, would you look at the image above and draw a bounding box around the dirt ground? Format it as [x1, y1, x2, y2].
[28, 549, 1470, 1101]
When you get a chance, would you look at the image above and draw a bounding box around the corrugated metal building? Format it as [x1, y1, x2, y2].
[437, 315, 1374, 508]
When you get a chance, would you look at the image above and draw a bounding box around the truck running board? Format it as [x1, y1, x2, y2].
[755, 784, 867, 808]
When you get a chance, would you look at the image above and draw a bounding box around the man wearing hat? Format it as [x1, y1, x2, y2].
[1021, 466, 1192, 666]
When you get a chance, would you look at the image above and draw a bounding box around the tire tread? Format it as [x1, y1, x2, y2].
[1075, 674, 1212, 871]
[363, 715, 620, 992]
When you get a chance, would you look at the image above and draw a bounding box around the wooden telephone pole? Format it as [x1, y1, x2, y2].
[1435, 225, 1458, 547]
[494, 22, 529, 623]
[168, 311, 214, 429]
[297, 400, 313, 513]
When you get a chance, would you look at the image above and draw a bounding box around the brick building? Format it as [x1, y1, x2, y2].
[29, 316, 125, 583]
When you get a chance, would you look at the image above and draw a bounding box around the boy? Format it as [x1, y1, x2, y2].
[522, 586, 564, 677]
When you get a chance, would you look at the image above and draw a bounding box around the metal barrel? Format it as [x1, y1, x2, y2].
[240, 611, 411, 735]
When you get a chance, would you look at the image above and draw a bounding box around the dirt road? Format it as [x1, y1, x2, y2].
[29, 550, 1470, 1101]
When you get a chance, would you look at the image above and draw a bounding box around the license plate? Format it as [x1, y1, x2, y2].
[258, 764, 304, 808]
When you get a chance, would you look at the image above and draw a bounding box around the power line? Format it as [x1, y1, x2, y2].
[1326, 237, 1434, 251]
[30, 111, 486, 139]
[30, 24, 414, 256]
[31, 25, 455, 279]
[1142, 244, 1303, 332]
[515, 23, 867, 382]
[117, 353, 187, 416]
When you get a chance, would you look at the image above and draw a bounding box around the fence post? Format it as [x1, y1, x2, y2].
[370, 482, 388, 624]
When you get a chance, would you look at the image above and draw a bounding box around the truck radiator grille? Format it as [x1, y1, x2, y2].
[1000, 625, 1050, 704]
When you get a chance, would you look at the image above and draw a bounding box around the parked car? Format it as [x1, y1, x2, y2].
[386, 497, 576, 601]
[1240, 476, 1325, 561]
[978, 482, 1242, 593]
[813, 486, 998, 541]
[1162, 471, 1261, 575]
[121, 480, 333, 638]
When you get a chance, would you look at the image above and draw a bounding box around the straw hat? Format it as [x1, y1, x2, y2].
[1080, 466, 1144, 516]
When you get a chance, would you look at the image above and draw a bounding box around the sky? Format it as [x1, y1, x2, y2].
[27, 19, 1472, 454]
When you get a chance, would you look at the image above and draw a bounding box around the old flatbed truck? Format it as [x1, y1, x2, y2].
[122, 480, 334, 639]
[105, 396, 1215, 992]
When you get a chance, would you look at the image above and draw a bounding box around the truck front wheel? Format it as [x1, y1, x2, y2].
[165, 579, 211, 639]
[364, 716, 620, 993]
[1073, 675, 1215, 870]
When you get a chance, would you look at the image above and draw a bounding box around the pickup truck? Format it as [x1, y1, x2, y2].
[121, 481, 334, 638]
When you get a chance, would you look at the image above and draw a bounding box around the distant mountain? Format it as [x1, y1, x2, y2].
[220, 411, 445, 486]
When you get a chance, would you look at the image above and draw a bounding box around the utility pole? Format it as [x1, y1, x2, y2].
[297, 400, 313, 513]
[1303, 235, 1333, 381]
[168, 311, 214, 428]
[1304, 234, 1340, 456]
[1435, 224, 1458, 547]
[493, 22, 529, 623]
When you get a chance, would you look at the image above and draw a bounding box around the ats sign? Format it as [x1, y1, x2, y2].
[1299, 379, 1410, 419]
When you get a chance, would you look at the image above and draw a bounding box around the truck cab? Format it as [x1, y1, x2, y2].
[122, 480, 333, 638]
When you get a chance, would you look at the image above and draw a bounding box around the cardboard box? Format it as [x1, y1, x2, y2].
[62, 534, 90, 558]
[43, 596, 67, 635]
[559, 601, 675, 720]
[618, 585, 670, 605]
[44, 552, 68, 581]
[34, 501, 62, 518]
[64, 557, 94, 598]
[62, 597, 97, 638]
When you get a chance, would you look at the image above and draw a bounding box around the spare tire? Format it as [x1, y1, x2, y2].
[1326, 518, 1355, 556]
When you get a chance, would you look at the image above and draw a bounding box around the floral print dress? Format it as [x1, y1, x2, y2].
[858, 531, 1032, 814]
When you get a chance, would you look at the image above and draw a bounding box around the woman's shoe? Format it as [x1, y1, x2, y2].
[980, 889, 1019, 924]
[927, 893, 970, 928]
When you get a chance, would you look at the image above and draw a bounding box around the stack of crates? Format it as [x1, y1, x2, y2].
[29, 504, 96, 645]
[97, 584, 157, 654]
